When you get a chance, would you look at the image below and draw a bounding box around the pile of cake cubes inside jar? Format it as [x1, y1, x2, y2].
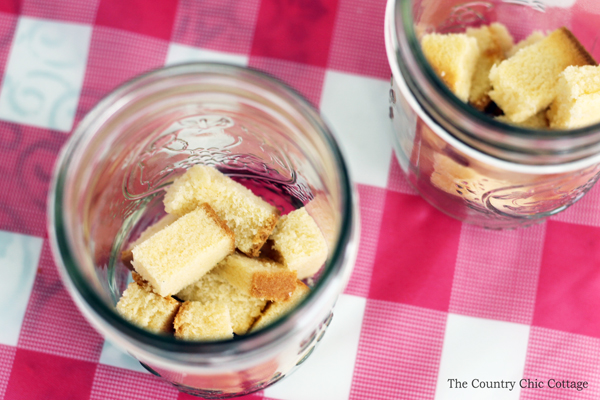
[116, 165, 328, 341]
[421, 24, 600, 129]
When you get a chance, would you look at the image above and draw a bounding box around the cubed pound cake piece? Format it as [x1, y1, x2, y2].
[132, 203, 235, 297]
[250, 281, 310, 333]
[496, 110, 549, 129]
[266, 207, 328, 280]
[174, 301, 233, 341]
[116, 281, 180, 334]
[421, 32, 480, 102]
[506, 30, 545, 57]
[489, 27, 597, 123]
[215, 253, 297, 301]
[547, 65, 600, 129]
[122, 214, 179, 266]
[177, 270, 266, 335]
[304, 194, 336, 252]
[163, 165, 279, 257]
[466, 23, 514, 110]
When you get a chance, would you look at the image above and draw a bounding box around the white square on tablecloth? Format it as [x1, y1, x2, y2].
[434, 314, 530, 400]
[0, 17, 91, 132]
[98, 339, 149, 374]
[0, 230, 43, 347]
[320, 71, 392, 188]
[264, 294, 366, 400]
[165, 43, 248, 67]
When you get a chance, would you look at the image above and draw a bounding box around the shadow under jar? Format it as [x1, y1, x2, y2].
[385, 0, 600, 229]
[47, 63, 358, 398]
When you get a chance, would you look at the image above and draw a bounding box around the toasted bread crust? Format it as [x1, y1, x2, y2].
[121, 250, 134, 269]
[250, 268, 297, 301]
[247, 211, 280, 258]
[250, 280, 310, 333]
[198, 202, 236, 254]
[559, 27, 597, 67]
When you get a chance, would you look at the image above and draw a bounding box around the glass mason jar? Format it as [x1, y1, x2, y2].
[385, 0, 600, 229]
[47, 63, 359, 398]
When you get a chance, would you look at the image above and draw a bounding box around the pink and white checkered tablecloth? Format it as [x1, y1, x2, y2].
[2, 0, 600, 399]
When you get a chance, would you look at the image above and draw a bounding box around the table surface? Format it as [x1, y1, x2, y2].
[2, 0, 600, 399]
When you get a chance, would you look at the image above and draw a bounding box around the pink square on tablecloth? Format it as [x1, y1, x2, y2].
[95, 0, 178, 41]
[448, 223, 545, 325]
[250, 0, 339, 68]
[0, 123, 66, 238]
[521, 326, 600, 400]
[75, 26, 168, 125]
[370, 191, 461, 312]
[21, 0, 100, 24]
[349, 300, 446, 400]
[0, 3, 19, 15]
[18, 241, 104, 362]
[89, 364, 178, 400]
[387, 153, 417, 195]
[344, 184, 387, 298]
[327, 0, 390, 80]
[0, 345, 16, 399]
[171, 0, 261, 55]
[4, 348, 97, 400]
[248, 56, 326, 107]
[0, 12, 17, 82]
[533, 220, 600, 338]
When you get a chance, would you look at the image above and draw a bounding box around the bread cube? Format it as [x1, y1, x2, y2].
[496, 110, 549, 129]
[547, 65, 600, 129]
[506, 30, 545, 57]
[116, 281, 180, 334]
[177, 270, 266, 335]
[267, 207, 328, 280]
[174, 301, 233, 341]
[421, 32, 480, 102]
[489, 27, 596, 122]
[466, 23, 514, 109]
[215, 253, 297, 301]
[132, 203, 235, 297]
[122, 214, 178, 266]
[163, 165, 279, 257]
[250, 281, 310, 333]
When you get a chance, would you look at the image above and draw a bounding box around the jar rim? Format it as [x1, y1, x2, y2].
[47, 62, 356, 367]
[389, 0, 600, 166]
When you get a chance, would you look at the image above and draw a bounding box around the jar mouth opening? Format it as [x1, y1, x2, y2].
[48, 63, 355, 359]
[391, 0, 600, 163]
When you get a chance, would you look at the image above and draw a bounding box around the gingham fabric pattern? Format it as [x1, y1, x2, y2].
[1, 0, 600, 399]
